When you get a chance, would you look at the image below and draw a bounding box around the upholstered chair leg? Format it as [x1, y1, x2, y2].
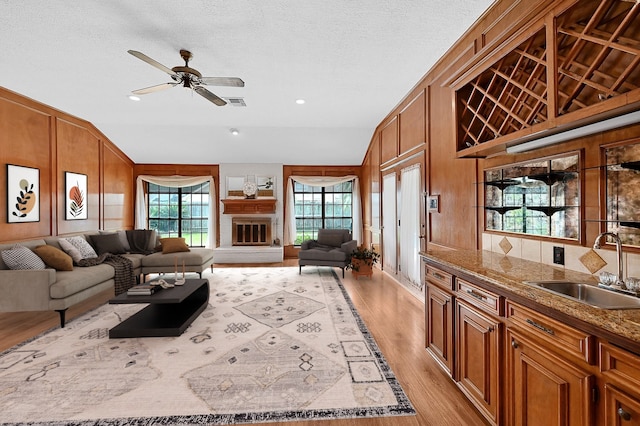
[299, 265, 302, 275]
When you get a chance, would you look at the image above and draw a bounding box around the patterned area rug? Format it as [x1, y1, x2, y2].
[0, 267, 415, 425]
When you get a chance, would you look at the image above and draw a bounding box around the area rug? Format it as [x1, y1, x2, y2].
[0, 267, 415, 425]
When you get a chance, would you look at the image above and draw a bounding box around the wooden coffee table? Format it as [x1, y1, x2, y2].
[108, 278, 209, 338]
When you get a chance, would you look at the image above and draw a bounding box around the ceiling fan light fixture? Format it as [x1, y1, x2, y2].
[230, 128, 239, 136]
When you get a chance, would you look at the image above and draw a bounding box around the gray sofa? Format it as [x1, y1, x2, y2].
[298, 229, 357, 277]
[0, 231, 214, 327]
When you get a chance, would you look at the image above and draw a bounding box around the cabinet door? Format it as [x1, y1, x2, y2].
[456, 299, 501, 426]
[426, 283, 454, 374]
[604, 384, 640, 426]
[506, 328, 595, 426]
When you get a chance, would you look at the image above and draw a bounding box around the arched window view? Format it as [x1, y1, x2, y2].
[484, 153, 580, 239]
[293, 180, 353, 245]
[147, 182, 210, 247]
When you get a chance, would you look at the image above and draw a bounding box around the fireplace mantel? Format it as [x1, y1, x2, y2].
[222, 198, 276, 214]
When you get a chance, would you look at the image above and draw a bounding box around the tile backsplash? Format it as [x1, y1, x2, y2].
[482, 233, 640, 280]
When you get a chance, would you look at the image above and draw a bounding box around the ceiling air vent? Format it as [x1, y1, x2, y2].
[225, 97, 246, 107]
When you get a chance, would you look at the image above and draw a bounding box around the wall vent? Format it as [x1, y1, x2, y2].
[226, 97, 246, 107]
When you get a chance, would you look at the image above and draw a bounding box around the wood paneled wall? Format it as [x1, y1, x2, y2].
[361, 0, 640, 253]
[0, 87, 135, 243]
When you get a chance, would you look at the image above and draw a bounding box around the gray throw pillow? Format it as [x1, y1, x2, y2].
[90, 233, 126, 256]
[1, 245, 46, 270]
[100, 230, 131, 252]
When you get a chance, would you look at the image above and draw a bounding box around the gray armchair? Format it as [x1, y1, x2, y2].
[298, 229, 357, 277]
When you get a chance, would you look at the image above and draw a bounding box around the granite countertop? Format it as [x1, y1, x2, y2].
[420, 249, 640, 347]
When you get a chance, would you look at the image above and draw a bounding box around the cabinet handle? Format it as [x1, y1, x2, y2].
[525, 318, 555, 335]
[487, 326, 494, 332]
[511, 339, 519, 349]
[466, 289, 486, 301]
[433, 272, 445, 280]
[618, 407, 632, 421]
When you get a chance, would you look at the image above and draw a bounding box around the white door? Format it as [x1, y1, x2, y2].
[382, 173, 397, 274]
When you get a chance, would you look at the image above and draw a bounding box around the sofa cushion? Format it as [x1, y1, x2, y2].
[298, 247, 348, 262]
[121, 253, 144, 270]
[141, 248, 213, 267]
[34, 245, 74, 271]
[90, 233, 126, 255]
[50, 264, 114, 299]
[1, 245, 46, 270]
[59, 236, 98, 262]
[159, 237, 190, 254]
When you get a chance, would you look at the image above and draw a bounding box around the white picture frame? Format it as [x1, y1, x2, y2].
[7, 164, 40, 223]
[65, 172, 88, 220]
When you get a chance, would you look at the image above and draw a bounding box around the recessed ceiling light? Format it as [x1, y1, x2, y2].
[230, 128, 239, 136]
[296, 99, 306, 105]
[128, 95, 141, 101]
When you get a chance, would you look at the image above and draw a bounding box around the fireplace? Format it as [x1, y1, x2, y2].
[232, 217, 272, 246]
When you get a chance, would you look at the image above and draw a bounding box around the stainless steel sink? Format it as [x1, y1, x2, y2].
[524, 281, 640, 309]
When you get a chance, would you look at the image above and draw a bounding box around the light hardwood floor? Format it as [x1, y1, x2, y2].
[0, 261, 488, 426]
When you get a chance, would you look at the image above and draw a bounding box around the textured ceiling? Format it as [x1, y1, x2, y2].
[0, 1, 494, 165]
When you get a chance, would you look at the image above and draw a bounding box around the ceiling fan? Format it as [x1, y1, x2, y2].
[128, 49, 244, 106]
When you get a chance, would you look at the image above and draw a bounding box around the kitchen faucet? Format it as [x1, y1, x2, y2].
[593, 232, 625, 289]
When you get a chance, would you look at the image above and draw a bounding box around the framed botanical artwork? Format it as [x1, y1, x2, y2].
[7, 164, 40, 223]
[65, 172, 87, 220]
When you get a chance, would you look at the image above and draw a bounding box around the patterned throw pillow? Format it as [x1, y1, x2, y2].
[59, 236, 98, 262]
[1, 245, 46, 270]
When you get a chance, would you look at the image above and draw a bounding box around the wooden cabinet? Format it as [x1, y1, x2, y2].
[506, 327, 595, 426]
[603, 385, 640, 426]
[425, 265, 454, 375]
[422, 256, 640, 426]
[600, 342, 640, 425]
[506, 301, 596, 426]
[456, 298, 502, 425]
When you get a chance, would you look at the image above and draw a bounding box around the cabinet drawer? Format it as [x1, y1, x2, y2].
[506, 301, 595, 364]
[426, 266, 454, 291]
[456, 278, 503, 317]
[600, 342, 640, 390]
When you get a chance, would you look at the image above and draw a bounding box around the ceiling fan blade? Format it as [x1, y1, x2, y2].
[193, 86, 227, 106]
[132, 82, 178, 95]
[199, 77, 245, 87]
[128, 50, 178, 77]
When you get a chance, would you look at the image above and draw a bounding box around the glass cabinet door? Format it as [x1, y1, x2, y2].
[605, 142, 640, 246]
[484, 153, 579, 239]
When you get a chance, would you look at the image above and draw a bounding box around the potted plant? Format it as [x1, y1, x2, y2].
[347, 245, 380, 279]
